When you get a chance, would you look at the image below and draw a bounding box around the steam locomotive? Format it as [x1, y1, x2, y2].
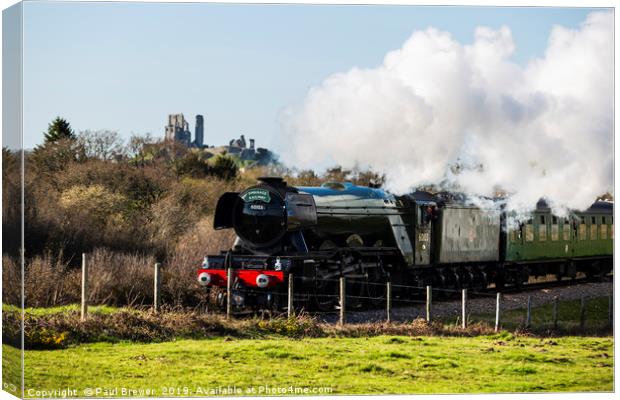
[197, 177, 613, 311]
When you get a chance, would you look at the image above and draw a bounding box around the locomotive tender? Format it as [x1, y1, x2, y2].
[197, 177, 613, 310]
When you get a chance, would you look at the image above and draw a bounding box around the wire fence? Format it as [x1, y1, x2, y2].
[244, 274, 612, 331]
[76, 253, 612, 331]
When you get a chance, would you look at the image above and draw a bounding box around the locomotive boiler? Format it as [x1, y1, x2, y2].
[197, 177, 613, 311]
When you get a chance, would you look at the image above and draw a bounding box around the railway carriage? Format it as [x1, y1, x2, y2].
[197, 177, 613, 311]
[504, 200, 613, 281]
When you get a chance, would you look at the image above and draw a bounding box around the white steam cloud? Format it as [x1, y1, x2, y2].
[280, 11, 613, 215]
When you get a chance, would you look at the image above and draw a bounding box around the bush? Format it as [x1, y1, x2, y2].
[86, 249, 157, 307]
[24, 253, 76, 307]
[2, 255, 21, 306]
[5, 307, 597, 351]
[209, 154, 238, 180]
[60, 184, 128, 224]
[163, 216, 235, 306]
[20, 249, 158, 307]
[173, 151, 210, 178]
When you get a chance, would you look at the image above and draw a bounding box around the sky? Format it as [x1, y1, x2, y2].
[15, 2, 605, 150]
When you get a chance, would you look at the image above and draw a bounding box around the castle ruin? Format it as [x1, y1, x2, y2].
[165, 113, 205, 148]
[164, 113, 271, 163]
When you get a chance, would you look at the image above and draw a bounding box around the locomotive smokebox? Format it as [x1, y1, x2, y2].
[213, 177, 318, 249]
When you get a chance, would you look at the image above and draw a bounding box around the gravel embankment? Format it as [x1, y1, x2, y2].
[319, 281, 613, 324]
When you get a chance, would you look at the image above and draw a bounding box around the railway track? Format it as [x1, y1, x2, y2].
[497, 272, 612, 294]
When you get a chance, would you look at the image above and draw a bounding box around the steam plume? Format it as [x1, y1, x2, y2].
[280, 11, 613, 215]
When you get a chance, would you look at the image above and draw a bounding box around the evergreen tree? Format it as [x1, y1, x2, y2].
[43, 117, 75, 143]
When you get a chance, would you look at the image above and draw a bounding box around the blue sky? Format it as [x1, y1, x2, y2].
[20, 2, 602, 150]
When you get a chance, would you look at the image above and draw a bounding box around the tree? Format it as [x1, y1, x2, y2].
[30, 138, 82, 176]
[77, 130, 124, 160]
[324, 166, 351, 182]
[353, 169, 386, 188]
[294, 169, 322, 186]
[43, 117, 76, 144]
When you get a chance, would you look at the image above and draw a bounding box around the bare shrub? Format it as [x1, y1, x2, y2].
[86, 248, 156, 307]
[21, 249, 158, 308]
[163, 216, 236, 307]
[24, 253, 76, 307]
[2, 255, 21, 306]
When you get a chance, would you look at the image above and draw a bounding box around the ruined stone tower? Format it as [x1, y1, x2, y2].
[194, 115, 204, 148]
[164, 113, 191, 146]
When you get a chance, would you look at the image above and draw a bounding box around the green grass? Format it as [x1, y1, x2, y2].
[17, 335, 613, 396]
[3, 303, 120, 316]
[2, 343, 21, 397]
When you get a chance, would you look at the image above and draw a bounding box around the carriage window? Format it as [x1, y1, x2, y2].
[601, 216, 608, 239]
[509, 228, 517, 243]
[579, 216, 586, 241]
[562, 218, 570, 241]
[539, 215, 547, 242]
[516, 220, 524, 241]
[590, 216, 598, 240]
[508, 219, 517, 243]
[551, 216, 559, 241]
[525, 219, 534, 242]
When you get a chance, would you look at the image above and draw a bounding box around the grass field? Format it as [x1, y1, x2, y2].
[6, 334, 613, 396]
[3, 297, 613, 396]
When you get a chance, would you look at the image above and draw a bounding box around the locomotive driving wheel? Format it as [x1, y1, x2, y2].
[312, 268, 339, 312]
[365, 263, 387, 307]
[346, 275, 365, 310]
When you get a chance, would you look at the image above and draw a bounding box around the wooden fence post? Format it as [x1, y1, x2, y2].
[552, 296, 558, 329]
[580, 296, 586, 329]
[525, 296, 532, 329]
[226, 267, 233, 320]
[153, 262, 161, 313]
[287, 273, 294, 318]
[386, 281, 392, 324]
[81, 253, 88, 321]
[461, 289, 468, 329]
[608, 295, 613, 327]
[426, 286, 432, 322]
[495, 292, 501, 332]
[339, 277, 346, 326]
